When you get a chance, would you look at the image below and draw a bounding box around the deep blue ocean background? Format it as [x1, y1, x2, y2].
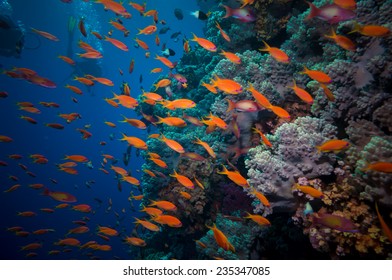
[0, 0, 204, 259]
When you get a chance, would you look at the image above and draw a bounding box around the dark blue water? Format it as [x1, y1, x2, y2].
[0, 0, 204, 260]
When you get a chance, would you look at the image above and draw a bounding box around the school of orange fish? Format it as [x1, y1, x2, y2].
[1, 0, 391, 259]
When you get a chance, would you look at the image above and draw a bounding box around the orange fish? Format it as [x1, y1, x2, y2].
[203, 113, 228, 130]
[17, 211, 36, 217]
[259, 40, 289, 63]
[150, 67, 163, 73]
[134, 38, 149, 50]
[120, 134, 147, 150]
[153, 78, 171, 90]
[65, 84, 82, 95]
[65, 155, 88, 162]
[154, 55, 175, 68]
[3, 184, 21, 193]
[129, 1, 146, 14]
[159, 134, 185, 153]
[316, 139, 350, 153]
[206, 223, 235, 252]
[43, 189, 77, 202]
[122, 176, 140, 186]
[104, 121, 116, 128]
[20, 243, 42, 251]
[105, 36, 128, 51]
[91, 31, 103, 40]
[111, 93, 138, 108]
[97, 226, 118, 236]
[363, 162, 392, 173]
[300, 66, 332, 84]
[143, 169, 156, 177]
[96, 0, 130, 17]
[124, 236, 146, 247]
[68, 226, 89, 235]
[120, 116, 147, 129]
[152, 215, 182, 228]
[74, 76, 94, 86]
[179, 191, 192, 200]
[170, 170, 194, 189]
[270, 105, 290, 119]
[134, 218, 160, 232]
[20, 116, 37, 124]
[333, 0, 356, 10]
[325, 29, 356, 51]
[149, 157, 168, 168]
[142, 91, 163, 101]
[88, 76, 114, 86]
[220, 50, 241, 64]
[149, 200, 177, 211]
[216, 21, 231, 42]
[244, 212, 271, 226]
[217, 165, 249, 188]
[293, 183, 324, 198]
[156, 116, 187, 127]
[155, 34, 160, 46]
[201, 82, 217, 94]
[138, 25, 157, 35]
[319, 83, 335, 102]
[72, 204, 91, 213]
[58, 55, 75, 65]
[191, 33, 217, 52]
[161, 99, 196, 110]
[250, 188, 270, 207]
[287, 79, 313, 104]
[210, 75, 242, 94]
[193, 137, 216, 158]
[252, 127, 272, 148]
[349, 23, 390, 37]
[111, 165, 128, 176]
[55, 238, 80, 247]
[141, 206, 163, 217]
[375, 203, 392, 242]
[46, 123, 64, 130]
[183, 38, 190, 53]
[31, 28, 59, 41]
[0, 135, 13, 142]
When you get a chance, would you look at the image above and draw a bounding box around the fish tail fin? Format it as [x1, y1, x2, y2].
[259, 40, 270, 52]
[348, 22, 362, 34]
[325, 28, 336, 39]
[287, 79, 296, 89]
[215, 21, 221, 29]
[226, 99, 235, 112]
[190, 32, 198, 42]
[304, 1, 320, 21]
[299, 65, 309, 75]
[220, 4, 232, 19]
[217, 164, 228, 175]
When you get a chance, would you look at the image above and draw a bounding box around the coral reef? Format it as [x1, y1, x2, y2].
[245, 117, 337, 211]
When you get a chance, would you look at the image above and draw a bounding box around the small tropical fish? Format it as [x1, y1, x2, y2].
[193, 138, 216, 158]
[270, 105, 291, 119]
[120, 134, 147, 150]
[319, 83, 335, 102]
[206, 223, 235, 252]
[97, 226, 118, 236]
[210, 75, 242, 94]
[124, 236, 146, 247]
[111, 165, 128, 176]
[43, 188, 77, 202]
[68, 226, 89, 235]
[333, 0, 357, 10]
[300, 66, 332, 84]
[293, 183, 324, 199]
[152, 214, 182, 227]
[156, 116, 187, 127]
[240, 0, 255, 8]
[134, 218, 160, 232]
[316, 139, 350, 152]
[134, 38, 149, 50]
[220, 50, 241, 64]
[244, 212, 271, 226]
[65, 155, 88, 162]
[363, 162, 392, 173]
[105, 36, 128, 51]
[149, 200, 177, 211]
[153, 78, 171, 90]
[259, 40, 290, 63]
[170, 170, 194, 189]
[0, 135, 13, 142]
[221, 5, 256, 22]
[138, 25, 157, 35]
[375, 203, 392, 242]
[252, 127, 272, 147]
[217, 165, 249, 188]
[31, 28, 59, 41]
[141, 206, 163, 217]
[216, 22, 230, 42]
[202, 113, 228, 129]
[287, 79, 313, 104]
[58, 55, 75, 65]
[305, 2, 356, 24]
[150, 67, 163, 73]
[72, 204, 91, 213]
[149, 157, 168, 168]
[161, 99, 196, 110]
[249, 188, 270, 207]
[190, 10, 208, 20]
[312, 213, 358, 233]
[129, 1, 146, 14]
[121, 176, 140, 186]
[349, 22, 391, 37]
[3, 184, 21, 193]
[78, 19, 87, 37]
[201, 82, 217, 94]
[96, 0, 130, 17]
[20, 243, 42, 251]
[159, 134, 185, 153]
[33, 229, 55, 235]
[226, 99, 261, 112]
[111, 93, 138, 108]
[325, 29, 356, 51]
[55, 238, 80, 246]
[17, 211, 36, 217]
[120, 116, 147, 129]
[191, 33, 217, 52]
